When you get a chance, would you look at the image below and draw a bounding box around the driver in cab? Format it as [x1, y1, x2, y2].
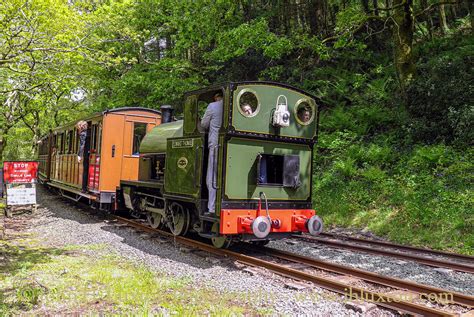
[200, 92, 223, 216]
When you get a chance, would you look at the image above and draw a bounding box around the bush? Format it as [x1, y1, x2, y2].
[406, 145, 454, 170]
[312, 27, 473, 254]
[406, 34, 474, 145]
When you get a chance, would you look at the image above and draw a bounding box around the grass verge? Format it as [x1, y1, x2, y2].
[0, 239, 254, 315]
[314, 141, 473, 255]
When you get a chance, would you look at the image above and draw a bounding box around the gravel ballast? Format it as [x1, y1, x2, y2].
[268, 239, 474, 296]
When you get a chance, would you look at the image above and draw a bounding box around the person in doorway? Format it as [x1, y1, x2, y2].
[201, 92, 223, 216]
[76, 120, 89, 192]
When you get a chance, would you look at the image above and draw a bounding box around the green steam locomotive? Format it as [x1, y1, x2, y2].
[120, 81, 324, 248]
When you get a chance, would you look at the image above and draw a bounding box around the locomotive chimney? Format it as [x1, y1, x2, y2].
[160, 105, 174, 123]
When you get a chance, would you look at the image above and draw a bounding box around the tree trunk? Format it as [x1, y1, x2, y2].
[308, 0, 327, 35]
[361, 0, 370, 13]
[439, 4, 449, 34]
[420, 0, 433, 39]
[450, 3, 457, 20]
[307, 0, 318, 34]
[385, 0, 392, 17]
[322, 0, 329, 35]
[32, 126, 41, 155]
[295, 0, 305, 31]
[392, 0, 415, 91]
[465, 0, 474, 33]
[373, 0, 379, 15]
[0, 134, 7, 163]
[329, 4, 338, 28]
[240, 0, 252, 22]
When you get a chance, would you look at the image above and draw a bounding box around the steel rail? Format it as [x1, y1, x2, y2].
[113, 217, 462, 316]
[316, 233, 474, 262]
[295, 235, 474, 274]
[246, 245, 474, 308]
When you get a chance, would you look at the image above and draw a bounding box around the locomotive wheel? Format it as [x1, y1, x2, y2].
[130, 196, 144, 218]
[168, 202, 190, 236]
[147, 212, 162, 229]
[211, 223, 232, 248]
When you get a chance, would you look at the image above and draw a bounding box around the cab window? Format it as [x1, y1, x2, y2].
[198, 100, 208, 118]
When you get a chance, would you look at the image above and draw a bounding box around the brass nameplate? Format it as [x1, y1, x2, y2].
[172, 139, 194, 148]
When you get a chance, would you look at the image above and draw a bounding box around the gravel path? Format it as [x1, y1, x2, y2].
[268, 239, 474, 296]
[17, 186, 398, 316]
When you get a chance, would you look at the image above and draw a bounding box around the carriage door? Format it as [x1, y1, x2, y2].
[120, 119, 151, 181]
[88, 123, 101, 191]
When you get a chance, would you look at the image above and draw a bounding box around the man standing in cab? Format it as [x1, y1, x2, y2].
[201, 92, 223, 216]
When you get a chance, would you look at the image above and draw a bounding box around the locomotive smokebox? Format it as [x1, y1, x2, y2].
[160, 105, 174, 123]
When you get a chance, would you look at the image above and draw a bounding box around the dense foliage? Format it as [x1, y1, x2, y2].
[1, 0, 472, 252]
[407, 34, 473, 145]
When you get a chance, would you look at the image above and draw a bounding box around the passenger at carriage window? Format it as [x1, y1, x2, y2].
[201, 92, 223, 216]
[76, 121, 88, 163]
[241, 103, 253, 116]
[76, 120, 89, 192]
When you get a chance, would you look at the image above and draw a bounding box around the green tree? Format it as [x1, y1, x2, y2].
[0, 0, 89, 160]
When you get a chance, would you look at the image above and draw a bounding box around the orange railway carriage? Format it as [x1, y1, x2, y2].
[38, 108, 161, 206]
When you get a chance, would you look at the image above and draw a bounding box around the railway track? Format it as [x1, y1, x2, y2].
[319, 232, 474, 262]
[293, 234, 474, 274]
[114, 216, 474, 316]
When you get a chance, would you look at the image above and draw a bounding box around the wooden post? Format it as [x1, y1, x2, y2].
[0, 204, 5, 238]
[5, 206, 11, 218]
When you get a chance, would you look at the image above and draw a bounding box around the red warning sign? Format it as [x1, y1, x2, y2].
[3, 161, 38, 184]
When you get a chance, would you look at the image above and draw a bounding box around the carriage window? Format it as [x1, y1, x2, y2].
[74, 129, 79, 153]
[237, 89, 259, 117]
[67, 130, 73, 153]
[54, 135, 58, 153]
[64, 133, 68, 153]
[97, 123, 102, 154]
[90, 125, 97, 152]
[295, 99, 315, 125]
[58, 134, 63, 153]
[133, 123, 147, 155]
[72, 129, 77, 153]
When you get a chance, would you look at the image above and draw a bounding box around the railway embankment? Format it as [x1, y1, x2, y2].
[313, 33, 473, 256]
